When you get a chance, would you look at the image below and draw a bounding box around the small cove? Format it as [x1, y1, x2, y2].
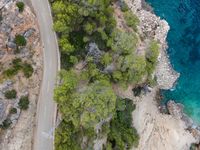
[147, 0, 200, 124]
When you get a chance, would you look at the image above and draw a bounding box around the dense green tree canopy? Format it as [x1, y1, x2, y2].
[55, 75, 116, 129]
[73, 80, 116, 128]
[110, 29, 138, 55]
[52, 0, 159, 149]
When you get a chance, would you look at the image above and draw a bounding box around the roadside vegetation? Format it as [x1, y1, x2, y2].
[4, 89, 17, 99]
[18, 95, 29, 110]
[51, 0, 160, 149]
[0, 3, 35, 130]
[0, 118, 12, 129]
[3, 58, 33, 78]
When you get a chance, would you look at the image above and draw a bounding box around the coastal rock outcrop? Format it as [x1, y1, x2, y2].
[133, 89, 197, 150]
[126, 0, 179, 89]
[167, 100, 184, 119]
[167, 100, 200, 134]
[167, 100, 200, 141]
[125, 0, 199, 149]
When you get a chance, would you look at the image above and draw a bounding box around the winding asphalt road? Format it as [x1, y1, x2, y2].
[30, 0, 60, 150]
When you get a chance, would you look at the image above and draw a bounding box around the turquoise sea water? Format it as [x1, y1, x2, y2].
[147, 0, 200, 124]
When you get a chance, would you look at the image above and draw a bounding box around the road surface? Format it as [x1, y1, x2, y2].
[30, 0, 60, 149]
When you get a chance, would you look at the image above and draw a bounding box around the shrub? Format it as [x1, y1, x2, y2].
[16, 2, 25, 12]
[120, 1, 129, 12]
[146, 41, 160, 75]
[190, 143, 198, 150]
[15, 35, 26, 46]
[101, 52, 112, 66]
[10, 107, 17, 114]
[13, 58, 22, 69]
[3, 68, 18, 77]
[22, 63, 33, 78]
[133, 86, 143, 97]
[0, 118, 12, 129]
[110, 29, 138, 55]
[146, 41, 160, 63]
[124, 11, 139, 31]
[107, 99, 139, 149]
[18, 96, 29, 110]
[3, 58, 23, 78]
[4, 89, 17, 99]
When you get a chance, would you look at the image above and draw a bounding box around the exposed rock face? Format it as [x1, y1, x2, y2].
[0, 1, 43, 150]
[103, 63, 115, 74]
[167, 100, 200, 140]
[167, 100, 184, 119]
[0, 50, 5, 59]
[87, 42, 103, 64]
[0, 101, 7, 125]
[167, 100, 199, 128]
[23, 28, 35, 38]
[94, 137, 107, 150]
[7, 42, 16, 49]
[133, 89, 197, 150]
[0, 0, 12, 9]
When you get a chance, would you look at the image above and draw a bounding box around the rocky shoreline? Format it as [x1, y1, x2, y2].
[167, 101, 200, 138]
[126, 0, 200, 149]
[139, 0, 200, 135]
[126, 0, 179, 90]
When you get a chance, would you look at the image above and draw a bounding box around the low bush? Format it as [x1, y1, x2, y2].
[146, 41, 160, 75]
[3, 58, 22, 78]
[3, 68, 19, 78]
[22, 63, 34, 78]
[124, 11, 139, 31]
[4, 89, 17, 99]
[120, 1, 129, 12]
[0, 118, 12, 129]
[16, 2, 25, 12]
[10, 107, 17, 114]
[15, 34, 26, 46]
[3, 59, 33, 78]
[18, 96, 29, 110]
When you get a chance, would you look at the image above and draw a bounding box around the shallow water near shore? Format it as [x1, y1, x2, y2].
[147, 0, 200, 124]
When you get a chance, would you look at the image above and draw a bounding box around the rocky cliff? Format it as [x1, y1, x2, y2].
[126, 0, 199, 150]
[126, 0, 179, 90]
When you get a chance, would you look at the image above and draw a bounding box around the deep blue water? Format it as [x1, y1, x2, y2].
[147, 0, 200, 124]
